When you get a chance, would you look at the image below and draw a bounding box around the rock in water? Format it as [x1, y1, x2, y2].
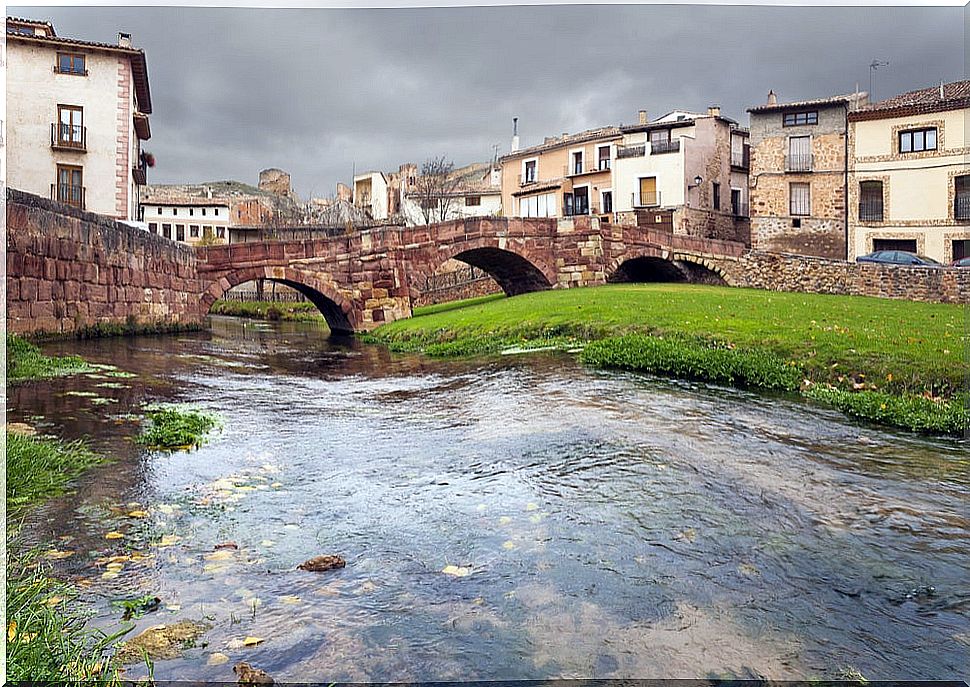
[297, 554, 346, 572]
[234, 662, 274, 685]
[115, 620, 209, 663]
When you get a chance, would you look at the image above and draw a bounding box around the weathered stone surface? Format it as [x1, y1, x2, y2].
[297, 554, 346, 572]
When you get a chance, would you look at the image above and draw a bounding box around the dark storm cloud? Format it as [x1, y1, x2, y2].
[12, 4, 963, 198]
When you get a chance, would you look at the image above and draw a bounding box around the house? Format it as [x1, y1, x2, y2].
[401, 161, 502, 225]
[747, 90, 869, 258]
[5, 17, 153, 221]
[847, 79, 970, 264]
[612, 107, 750, 242]
[499, 126, 622, 220]
[353, 170, 391, 221]
[140, 198, 231, 245]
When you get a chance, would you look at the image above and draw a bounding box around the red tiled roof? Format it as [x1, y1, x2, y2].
[849, 80, 970, 121]
[748, 92, 866, 114]
[500, 126, 622, 161]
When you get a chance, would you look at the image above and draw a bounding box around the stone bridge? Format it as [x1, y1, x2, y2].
[8, 189, 967, 338]
[195, 217, 745, 333]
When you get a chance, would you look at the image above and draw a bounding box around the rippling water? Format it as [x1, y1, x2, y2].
[10, 316, 970, 681]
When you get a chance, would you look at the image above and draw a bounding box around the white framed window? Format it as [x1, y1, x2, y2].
[597, 145, 612, 171]
[519, 192, 557, 218]
[569, 149, 585, 175]
[521, 157, 538, 184]
[600, 188, 613, 213]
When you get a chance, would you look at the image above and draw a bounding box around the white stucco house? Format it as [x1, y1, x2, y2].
[5, 16, 153, 221]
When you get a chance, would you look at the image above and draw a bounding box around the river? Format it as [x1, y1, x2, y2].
[9, 316, 969, 681]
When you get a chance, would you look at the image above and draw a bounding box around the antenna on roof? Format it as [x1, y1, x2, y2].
[869, 59, 889, 100]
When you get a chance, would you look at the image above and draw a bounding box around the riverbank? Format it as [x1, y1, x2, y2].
[209, 300, 323, 322]
[369, 284, 969, 436]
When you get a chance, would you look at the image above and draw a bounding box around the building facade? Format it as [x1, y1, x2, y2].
[141, 200, 231, 245]
[613, 108, 750, 242]
[499, 127, 622, 220]
[747, 90, 868, 258]
[847, 79, 970, 264]
[6, 17, 153, 221]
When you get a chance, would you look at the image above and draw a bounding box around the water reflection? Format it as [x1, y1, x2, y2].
[9, 315, 969, 681]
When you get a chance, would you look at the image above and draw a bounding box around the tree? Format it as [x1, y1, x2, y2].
[412, 156, 462, 225]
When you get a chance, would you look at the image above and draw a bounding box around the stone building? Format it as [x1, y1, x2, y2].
[847, 79, 970, 264]
[612, 107, 751, 242]
[747, 90, 868, 258]
[499, 126, 622, 220]
[5, 16, 153, 221]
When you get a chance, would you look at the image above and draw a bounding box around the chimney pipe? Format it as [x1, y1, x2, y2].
[638, 109, 648, 125]
[767, 90, 777, 106]
[118, 32, 131, 48]
[511, 117, 520, 153]
[707, 105, 721, 117]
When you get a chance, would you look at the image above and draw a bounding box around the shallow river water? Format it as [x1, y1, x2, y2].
[9, 316, 970, 681]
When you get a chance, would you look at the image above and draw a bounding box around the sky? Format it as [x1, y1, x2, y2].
[12, 4, 965, 199]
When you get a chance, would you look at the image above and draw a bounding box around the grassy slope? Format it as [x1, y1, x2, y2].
[209, 300, 323, 322]
[374, 284, 968, 396]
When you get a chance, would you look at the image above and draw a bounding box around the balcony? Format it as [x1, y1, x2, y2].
[859, 199, 884, 223]
[616, 144, 645, 159]
[518, 173, 538, 186]
[955, 195, 970, 221]
[51, 183, 85, 210]
[51, 123, 86, 152]
[650, 139, 680, 155]
[731, 146, 750, 169]
[785, 153, 813, 172]
[632, 191, 662, 208]
[564, 162, 611, 177]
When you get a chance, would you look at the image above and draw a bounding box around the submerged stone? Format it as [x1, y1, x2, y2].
[297, 554, 346, 572]
[115, 620, 209, 663]
[234, 662, 274, 685]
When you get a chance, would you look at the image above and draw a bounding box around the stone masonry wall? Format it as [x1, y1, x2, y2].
[6, 188, 206, 337]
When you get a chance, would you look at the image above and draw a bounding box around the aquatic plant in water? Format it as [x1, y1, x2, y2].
[136, 405, 220, 450]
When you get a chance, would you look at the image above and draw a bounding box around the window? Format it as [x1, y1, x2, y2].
[899, 128, 937, 153]
[465, 196, 481, 207]
[202, 208, 207, 216]
[217, 227, 226, 239]
[783, 111, 818, 127]
[214, 208, 220, 216]
[162, 224, 172, 239]
[873, 238, 917, 253]
[859, 181, 884, 222]
[953, 239, 970, 260]
[148, 222, 158, 234]
[731, 188, 743, 216]
[173, 208, 178, 216]
[176, 225, 185, 242]
[203, 226, 214, 240]
[712, 182, 721, 211]
[598, 146, 611, 171]
[56, 105, 84, 148]
[54, 165, 83, 208]
[650, 129, 670, 145]
[189, 208, 195, 216]
[787, 136, 812, 171]
[56, 52, 86, 75]
[956, 175, 970, 221]
[602, 190, 613, 214]
[523, 160, 537, 184]
[157, 207, 162, 213]
[637, 177, 658, 206]
[572, 151, 583, 175]
[519, 192, 556, 217]
[572, 187, 589, 215]
[190, 225, 200, 238]
[789, 182, 810, 216]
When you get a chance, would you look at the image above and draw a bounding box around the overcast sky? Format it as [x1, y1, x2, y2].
[12, 4, 965, 198]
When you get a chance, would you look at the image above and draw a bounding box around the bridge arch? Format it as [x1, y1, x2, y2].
[423, 237, 558, 298]
[606, 250, 729, 286]
[201, 266, 359, 334]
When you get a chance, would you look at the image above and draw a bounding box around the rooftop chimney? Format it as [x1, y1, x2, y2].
[767, 90, 777, 106]
[118, 32, 131, 48]
[707, 105, 721, 117]
[511, 117, 520, 153]
[638, 109, 648, 125]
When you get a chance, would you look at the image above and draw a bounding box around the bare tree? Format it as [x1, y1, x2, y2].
[412, 156, 463, 224]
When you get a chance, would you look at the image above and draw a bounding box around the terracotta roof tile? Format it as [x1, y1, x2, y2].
[500, 126, 622, 161]
[748, 92, 867, 114]
[849, 79, 970, 120]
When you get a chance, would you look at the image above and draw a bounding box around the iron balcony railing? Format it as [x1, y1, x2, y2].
[616, 144, 645, 159]
[859, 199, 884, 222]
[564, 204, 600, 217]
[564, 161, 611, 177]
[785, 153, 813, 172]
[954, 195, 970, 221]
[731, 146, 750, 169]
[650, 139, 680, 155]
[51, 183, 85, 209]
[632, 191, 661, 208]
[51, 123, 86, 151]
[518, 173, 538, 186]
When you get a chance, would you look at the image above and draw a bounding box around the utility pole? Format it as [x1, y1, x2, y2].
[869, 60, 889, 100]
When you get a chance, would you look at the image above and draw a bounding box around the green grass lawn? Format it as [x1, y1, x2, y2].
[209, 299, 324, 322]
[371, 284, 969, 435]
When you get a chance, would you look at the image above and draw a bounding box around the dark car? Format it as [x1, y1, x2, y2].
[951, 256, 970, 268]
[856, 250, 942, 267]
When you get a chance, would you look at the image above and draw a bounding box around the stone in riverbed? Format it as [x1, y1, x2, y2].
[297, 554, 346, 572]
[115, 620, 209, 663]
[234, 662, 274, 685]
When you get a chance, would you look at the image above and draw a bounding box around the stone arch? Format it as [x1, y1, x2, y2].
[670, 253, 733, 286]
[425, 238, 558, 298]
[201, 265, 359, 334]
[606, 251, 691, 283]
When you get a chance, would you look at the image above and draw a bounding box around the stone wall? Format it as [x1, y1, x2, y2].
[412, 277, 503, 308]
[6, 188, 206, 337]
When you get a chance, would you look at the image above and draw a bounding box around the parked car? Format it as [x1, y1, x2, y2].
[856, 250, 942, 267]
[951, 256, 970, 268]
